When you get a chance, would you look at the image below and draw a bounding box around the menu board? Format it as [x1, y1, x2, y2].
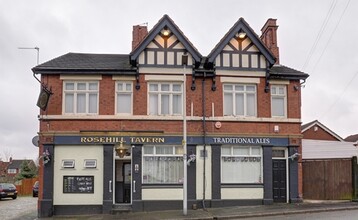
[63, 176, 94, 193]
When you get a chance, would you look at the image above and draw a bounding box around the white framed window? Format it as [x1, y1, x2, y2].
[62, 159, 75, 168]
[116, 81, 132, 114]
[84, 159, 97, 168]
[148, 83, 182, 116]
[221, 146, 262, 184]
[63, 81, 99, 114]
[142, 145, 184, 184]
[223, 84, 257, 117]
[271, 85, 287, 117]
[7, 169, 17, 174]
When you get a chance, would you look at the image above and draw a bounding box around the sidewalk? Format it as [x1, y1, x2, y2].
[39, 200, 358, 220]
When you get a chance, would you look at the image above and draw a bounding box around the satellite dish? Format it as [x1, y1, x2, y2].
[32, 136, 39, 147]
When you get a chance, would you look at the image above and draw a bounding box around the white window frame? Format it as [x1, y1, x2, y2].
[115, 81, 133, 115]
[142, 145, 184, 184]
[148, 82, 183, 116]
[271, 85, 287, 117]
[223, 84, 257, 117]
[221, 146, 263, 184]
[83, 159, 97, 168]
[62, 159, 75, 168]
[7, 169, 17, 174]
[63, 81, 99, 115]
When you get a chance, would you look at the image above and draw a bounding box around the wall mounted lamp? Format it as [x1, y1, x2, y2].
[238, 32, 246, 39]
[115, 142, 129, 158]
[162, 27, 171, 36]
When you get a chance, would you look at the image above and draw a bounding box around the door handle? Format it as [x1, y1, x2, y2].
[133, 180, 136, 193]
[109, 180, 112, 193]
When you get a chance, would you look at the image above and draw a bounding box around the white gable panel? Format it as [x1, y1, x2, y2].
[229, 38, 238, 50]
[223, 45, 233, 51]
[147, 42, 159, 49]
[154, 35, 164, 47]
[247, 45, 259, 52]
[167, 52, 174, 65]
[167, 35, 178, 48]
[173, 42, 185, 49]
[260, 55, 266, 68]
[251, 54, 258, 68]
[223, 53, 230, 67]
[302, 139, 358, 159]
[216, 56, 221, 67]
[139, 52, 145, 64]
[242, 38, 251, 50]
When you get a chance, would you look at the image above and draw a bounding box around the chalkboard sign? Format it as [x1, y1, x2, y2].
[63, 176, 94, 193]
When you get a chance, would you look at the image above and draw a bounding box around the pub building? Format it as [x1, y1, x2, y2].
[33, 15, 308, 217]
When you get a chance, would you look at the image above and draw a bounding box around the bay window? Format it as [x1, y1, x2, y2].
[142, 145, 184, 184]
[223, 84, 256, 117]
[221, 146, 262, 184]
[271, 85, 287, 117]
[148, 83, 182, 116]
[63, 81, 98, 114]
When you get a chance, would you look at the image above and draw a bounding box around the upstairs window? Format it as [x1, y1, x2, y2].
[7, 169, 17, 174]
[271, 85, 287, 117]
[223, 84, 256, 117]
[148, 83, 182, 116]
[116, 82, 132, 114]
[63, 81, 99, 114]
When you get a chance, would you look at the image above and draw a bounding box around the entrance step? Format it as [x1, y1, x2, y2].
[111, 204, 132, 215]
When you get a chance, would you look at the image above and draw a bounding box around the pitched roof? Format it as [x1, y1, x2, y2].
[345, 134, 358, 142]
[301, 120, 344, 141]
[207, 17, 276, 65]
[270, 64, 309, 80]
[130, 14, 202, 64]
[7, 160, 36, 169]
[32, 53, 135, 75]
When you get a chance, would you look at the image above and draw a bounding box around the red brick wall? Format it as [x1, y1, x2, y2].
[302, 126, 340, 141]
[39, 74, 302, 137]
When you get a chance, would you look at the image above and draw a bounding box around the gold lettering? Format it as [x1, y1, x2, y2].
[81, 137, 87, 143]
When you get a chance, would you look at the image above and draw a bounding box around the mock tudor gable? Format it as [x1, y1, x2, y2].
[207, 17, 276, 71]
[130, 14, 202, 69]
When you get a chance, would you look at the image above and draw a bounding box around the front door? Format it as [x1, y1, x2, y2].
[272, 159, 287, 202]
[115, 161, 131, 203]
[123, 163, 131, 203]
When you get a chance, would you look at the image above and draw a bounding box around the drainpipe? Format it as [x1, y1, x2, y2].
[202, 73, 207, 209]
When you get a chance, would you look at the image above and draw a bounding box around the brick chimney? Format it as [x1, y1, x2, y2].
[260, 18, 279, 64]
[132, 25, 148, 51]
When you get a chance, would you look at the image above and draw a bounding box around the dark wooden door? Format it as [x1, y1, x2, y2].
[123, 163, 131, 203]
[273, 159, 287, 202]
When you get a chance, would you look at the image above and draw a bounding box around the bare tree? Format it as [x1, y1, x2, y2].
[2, 148, 13, 162]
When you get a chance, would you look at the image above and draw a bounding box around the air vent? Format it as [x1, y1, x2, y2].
[84, 159, 97, 168]
[62, 160, 75, 168]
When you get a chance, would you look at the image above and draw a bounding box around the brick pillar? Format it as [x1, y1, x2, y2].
[132, 25, 148, 51]
[260, 19, 280, 64]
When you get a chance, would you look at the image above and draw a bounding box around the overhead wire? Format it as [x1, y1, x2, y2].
[319, 71, 358, 120]
[311, 0, 351, 73]
[302, 0, 337, 71]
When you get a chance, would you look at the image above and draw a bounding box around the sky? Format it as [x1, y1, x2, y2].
[0, 0, 357, 161]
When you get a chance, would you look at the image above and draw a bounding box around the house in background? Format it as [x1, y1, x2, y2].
[301, 120, 358, 200]
[6, 158, 36, 181]
[32, 14, 308, 217]
[0, 160, 9, 181]
[345, 134, 358, 146]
